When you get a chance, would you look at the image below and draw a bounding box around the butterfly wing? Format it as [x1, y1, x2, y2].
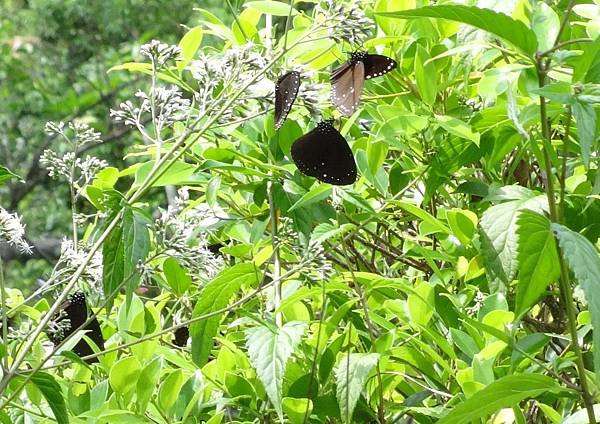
[331, 60, 365, 117]
[291, 121, 357, 185]
[49, 292, 104, 363]
[363, 54, 397, 79]
[274, 71, 301, 129]
[72, 316, 104, 361]
[173, 326, 190, 347]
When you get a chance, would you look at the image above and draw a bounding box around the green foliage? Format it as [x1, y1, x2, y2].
[2, 1, 600, 423]
[246, 322, 307, 421]
[437, 374, 567, 424]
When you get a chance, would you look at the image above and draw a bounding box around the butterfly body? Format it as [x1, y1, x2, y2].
[274, 71, 301, 129]
[291, 119, 357, 185]
[331, 51, 397, 116]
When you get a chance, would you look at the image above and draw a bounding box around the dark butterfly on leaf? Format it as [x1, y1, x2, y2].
[331, 51, 397, 116]
[274, 71, 301, 129]
[172, 326, 189, 347]
[46, 291, 105, 363]
[291, 119, 357, 185]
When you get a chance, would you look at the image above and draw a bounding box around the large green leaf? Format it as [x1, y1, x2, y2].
[378, 5, 538, 56]
[552, 223, 600, 383]
[245, 322, 307, 421]
[29, 372, 69, 424]
[136, 356, 163, 411]
[334, 353, 379, 424]
[109, 356, 142, 395]
[178, 26, 203, 71]
[572, 100, 597, 168]
[163, 257, 192, 296]
[122, 208, 151, 300]
[103, 207, 150, 310]
[531, 2, 559, 52]
[190, 263, 259, 366]
[479, 193, 547, 288]
[438, 374, 565, 424]
[158, 369, 187, 414]
[515, 210, 560, 316]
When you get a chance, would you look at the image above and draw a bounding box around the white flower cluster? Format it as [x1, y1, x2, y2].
[55, 239, 104, 290]
[155, 189, 224, 283]
[321, 0, 375, 45]
[190, 43, 269, 118]
[0, 207, 32, 254]
[40, 150, 108, 187]
[140, 40, 182, 68]
[44, 121, 102, 147]
[110, 86, 190, 130]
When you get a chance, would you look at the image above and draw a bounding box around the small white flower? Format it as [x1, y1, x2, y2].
[0, 208, 32, 254]
[57, 239, 104, 289]
[140, 40, 182, 67]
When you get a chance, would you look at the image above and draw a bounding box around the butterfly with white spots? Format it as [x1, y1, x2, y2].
[290, 119, 357, 186]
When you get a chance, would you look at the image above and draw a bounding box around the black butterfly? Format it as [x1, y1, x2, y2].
[331, 51, 397, 116]
[290, 119, 357, 185]
[46, 292, 104, 363]
[172, 326, 189, 347]
[274, 71, 301, 129]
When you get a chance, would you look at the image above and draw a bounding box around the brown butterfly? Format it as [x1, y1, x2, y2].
[331, 52, 397, 116]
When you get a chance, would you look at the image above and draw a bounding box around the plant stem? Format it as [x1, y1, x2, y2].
[536, 61, 597, 423]
[0, 257, 7, 371]
[267, 181, 282, 328]
[559, 107, 572, 223]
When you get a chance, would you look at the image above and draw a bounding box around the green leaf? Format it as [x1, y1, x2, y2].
[178, 26, 203, 71]
[530, 82, 574, 104]
[282, 397, 313, 424]
[29, 372, 69, 424]
[122, 208, 151, 301]
[479, 194, 547, 287]
[436, 115, 480, 145]
[515, 210, 560, 316]
[438, 374, 565, 424]
[415, 45, 437, 106]
[407, 281, 435, 326]
[0, 165, 21, 186]
[190, 263, 259, 366]
[109, 356, 142, 395]
[531, 3, 559, 52]
[288, 185, 332, 212]
[132, 160, 199, 188]
[378, 5, 538, 56]
[158, 369, 187, 414]
[447, 209, 477, 246]
[246, 322, 307, 421]
[136, 356, 163, 411]
[163, 257, 192, 296]
[245, 1, 298, 16]
[572, 101, 597, 168]
[392, 201, 450, 234]
[311, 222, 354, 245]
[334, 353, 379, 424]
[573, 38, 600, 83]
[552, 223, 600, 384]
[103, 208, 150, 310]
